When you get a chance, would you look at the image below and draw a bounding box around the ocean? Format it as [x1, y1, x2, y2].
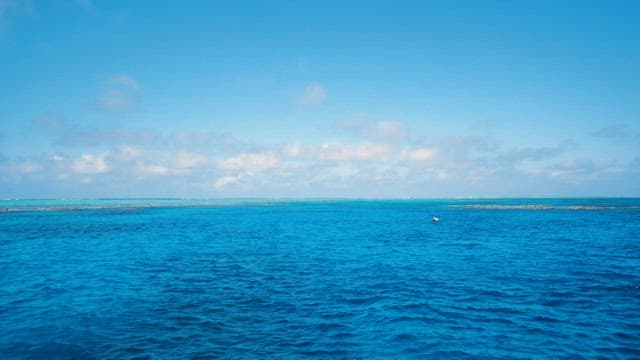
[0, 199, 638, 359]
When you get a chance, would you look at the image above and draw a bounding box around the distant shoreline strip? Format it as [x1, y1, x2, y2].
[1, 202, 639, 213]
[451, 205, 623, 210]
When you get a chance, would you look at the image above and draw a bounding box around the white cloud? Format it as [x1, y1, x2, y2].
[214, 175, 239, 188]
[219, 152, 279, 173]
[318, 142, 394, 162]
[72, 154, 109, 174]
[548, 160, 614, 182]
[281, 142, 435, 164]
[283, 143, 303, 157]
[97, 90, 133, 112]
[116, 145, 142, 161]
[6, 118, 637, 197]
[35, 116, 243, 151]
[297, 83, 326, 106]
[317, 142, 351, 161]
[173, 151, 207, 169]
[403, 148, 436, 162]
[374, 121, 409, 142]
[125, 150, 208, 178]
[338, 118, 410, 142]
[135, 164, 169, 177]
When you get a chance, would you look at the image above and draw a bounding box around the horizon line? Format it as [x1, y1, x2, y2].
[3, 196, 640, 201]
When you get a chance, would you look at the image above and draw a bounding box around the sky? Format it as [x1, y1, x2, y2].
[0, 0, 639, 198]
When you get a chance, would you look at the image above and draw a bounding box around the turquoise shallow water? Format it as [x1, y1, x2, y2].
[0, 199, 639, 359]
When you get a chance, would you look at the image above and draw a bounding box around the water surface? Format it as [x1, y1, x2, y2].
[1, 199, 638, 358]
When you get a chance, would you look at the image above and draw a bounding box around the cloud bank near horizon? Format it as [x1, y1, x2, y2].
[1, 97, 637, 198]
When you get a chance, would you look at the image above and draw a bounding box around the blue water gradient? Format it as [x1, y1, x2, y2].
[1, 199, 639, 359]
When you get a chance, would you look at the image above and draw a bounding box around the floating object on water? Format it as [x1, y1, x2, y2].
[432, 216, 439, 223]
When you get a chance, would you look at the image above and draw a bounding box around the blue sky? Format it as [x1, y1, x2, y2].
[1, 1, 639, 198]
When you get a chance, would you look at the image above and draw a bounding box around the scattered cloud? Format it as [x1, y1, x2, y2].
[98, 90, 134, 112]
[591, 124, 632, 139]
[165, 131, 245, 153]
[317, 142, 395, 162]
[72, 153, 109, 174]
[134, 164, 170, 177]
[494, 141, 571, 165]
[2, 121, 638, 196]
[219, 152, 279, 173]
[116, 145, 142, 162]
[36, 116, 161, 147]
[547, 159, 614, 182]
[403, 148, 436, 162]
[131, 152, 209, 179]
[173, 151, 207, 169]
[338, 117, 410, 143]
[297, 83, 326, 106]
[591, 124, 640, 145]
[375, 121, 410, 142]
[97, 74, 142, 113]
[214, 175, 239, 189]
[282, 142, 303, 157]
[468, 118, 498, 132]
[34, 114, 248, 153]
[109, 73, 139, 90]
[17, 161, 42, 174]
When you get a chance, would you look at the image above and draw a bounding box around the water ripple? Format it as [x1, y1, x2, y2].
[1, 200, 639, 358]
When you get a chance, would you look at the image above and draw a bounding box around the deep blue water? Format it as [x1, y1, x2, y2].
[1, 199, 639, 359]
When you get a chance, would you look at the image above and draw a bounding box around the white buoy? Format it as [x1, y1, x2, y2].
[432, 216, 439, 223]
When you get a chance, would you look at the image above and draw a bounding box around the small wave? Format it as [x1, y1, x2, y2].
[1, 342, 95, 360]
[453, 204, 617, 210]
